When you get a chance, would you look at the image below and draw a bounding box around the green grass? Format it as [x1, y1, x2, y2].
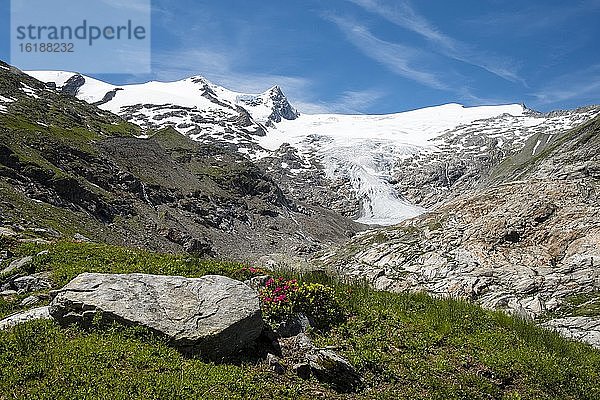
[1, 241, 600, 399]
[1, 241, 246, 291]
[551, 292, 600, 319]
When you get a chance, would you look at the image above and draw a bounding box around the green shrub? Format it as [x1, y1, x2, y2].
[259, 277, 345, 330]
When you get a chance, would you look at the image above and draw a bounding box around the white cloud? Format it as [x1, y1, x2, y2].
[151, 48, 309, 93]
[295, 89, 385, 114]
[327, 15, 447, 90]
[347, 0, 523, 84]
[532, 64, 600, 105]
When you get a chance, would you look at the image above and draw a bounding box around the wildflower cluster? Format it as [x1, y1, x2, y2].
[294, 282, 345, 328]
[233, 265, 266, 281]
[259, 277, 299, 323]
[259, 277, 345, 330]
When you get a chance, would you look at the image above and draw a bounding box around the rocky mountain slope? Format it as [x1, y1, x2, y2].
[0, 62, 361, 260]
[28, 70, 599, 226]
[318, 114, 600, 346]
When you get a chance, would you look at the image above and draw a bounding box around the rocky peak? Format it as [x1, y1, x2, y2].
[263, 85, 299, 122]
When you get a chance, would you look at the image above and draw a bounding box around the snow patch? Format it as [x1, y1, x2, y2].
[532, 139, 542, 156]
[0, 95, 13, 114]
[21, 84, 40, 99]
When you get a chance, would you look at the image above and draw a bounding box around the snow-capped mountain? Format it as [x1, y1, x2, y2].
[27, 71, 298, 149]
[25, 70, 600, 225]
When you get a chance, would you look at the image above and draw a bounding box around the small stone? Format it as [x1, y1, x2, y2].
[73, 233, 91, 242]
[306, 349, 361, 392]
[20, 295, 40, 307]
[12, 275, 52, 293]
[292, 362, 311, 380]
[266, 353, 285, 375]
[1, 256, 33, 276]
[276, 313, 312, 338]
[0, 306, 52, 330]
[183, 237, 212, 255]
[18, 238, 51, 245]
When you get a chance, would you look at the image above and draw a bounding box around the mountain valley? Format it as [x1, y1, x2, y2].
[2, 61, 600, 348]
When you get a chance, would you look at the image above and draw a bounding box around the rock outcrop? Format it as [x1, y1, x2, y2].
[0, 306, 51, 330]
[50, 273, 263, 358]
[319, 114, 600, 347]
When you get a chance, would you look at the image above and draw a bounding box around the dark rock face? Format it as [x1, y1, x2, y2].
[265, 86, 299, 122]
[93, 88, 122, 106]
[257, 144, 362, 219]
[60, 74, 86, 96]
[50, 273, 263, 358]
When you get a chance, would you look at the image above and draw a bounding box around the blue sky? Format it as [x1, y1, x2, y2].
[1, 0, 599, 114]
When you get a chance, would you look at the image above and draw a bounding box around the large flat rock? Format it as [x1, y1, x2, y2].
[543, 316, 600, 348]
[50, 273, 263, 358]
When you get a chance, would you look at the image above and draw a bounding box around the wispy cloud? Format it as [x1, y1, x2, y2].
[295, 89, 385, 114]
[152, 48, 311, 94]
[532, 64, 600, 106]
[466, 0, 600, 37]
[346, 0, 523, 85]
[326, 15, 448, 90]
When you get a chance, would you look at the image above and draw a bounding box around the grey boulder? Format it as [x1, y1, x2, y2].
[0, 306, 52, 330]
[1, 256, 33, 276]
[306, 349, 362, 392]
[50, 273, 263, 358]
[11, 273, 52, 293]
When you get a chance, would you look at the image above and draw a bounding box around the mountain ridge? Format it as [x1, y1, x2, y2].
[27, 69, 600, 226]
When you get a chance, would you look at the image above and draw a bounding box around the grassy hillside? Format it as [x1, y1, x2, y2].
[0, 62, 362, 260]
[487, 113, 600, 184]
[1, 240, 599, 399]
